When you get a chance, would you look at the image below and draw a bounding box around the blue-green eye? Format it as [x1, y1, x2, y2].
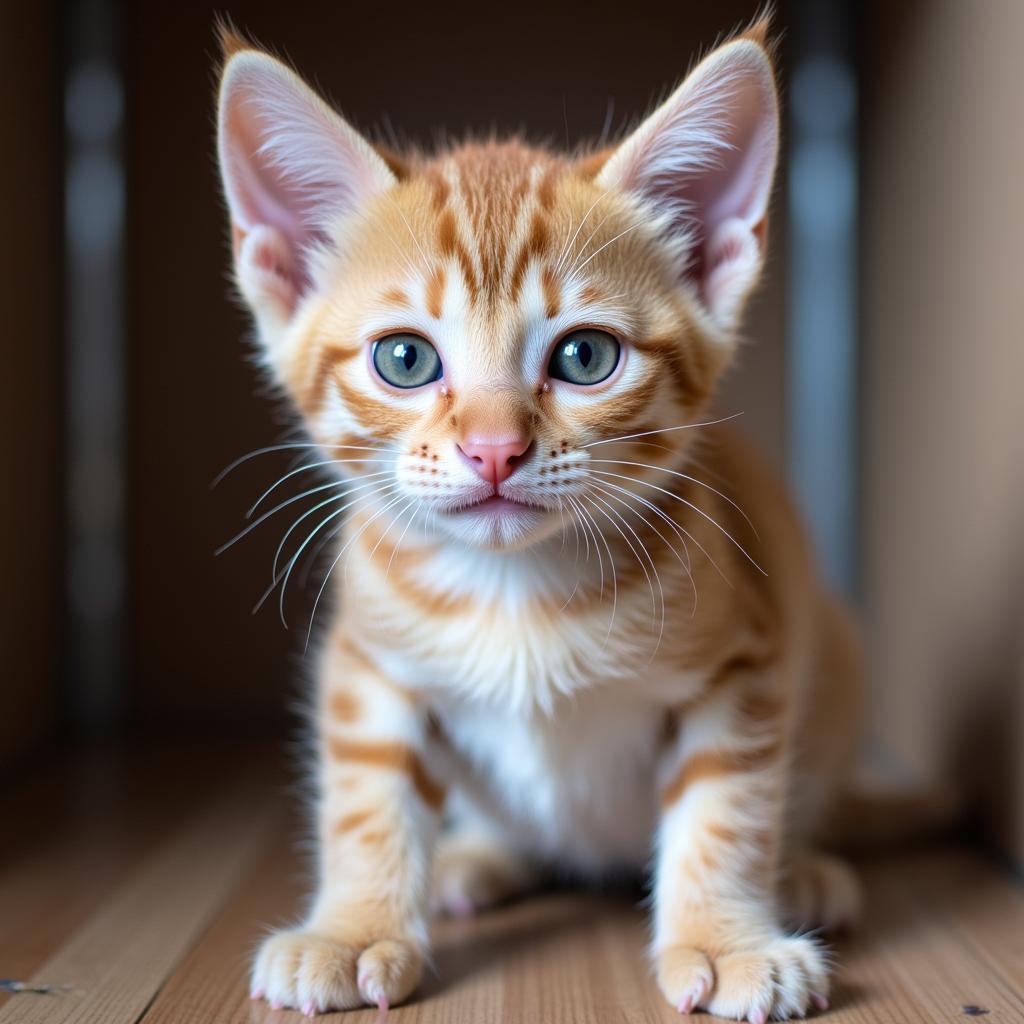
[548, 329, 620, 386]
[372, 333, 443, 389]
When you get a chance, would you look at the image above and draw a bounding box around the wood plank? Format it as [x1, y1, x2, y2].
[140, 825, 308, 1024]
[136, 842, 1024, 1024]
[140, 841, 673, 1024]
[899, 847, 1024, 1001]
[7, 748, 1022, 1024]
[825, 854, 1023, 1023]
[0, 777, 274, 1024]
[0, 748, 244, 1003]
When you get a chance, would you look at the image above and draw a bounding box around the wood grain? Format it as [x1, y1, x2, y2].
[3, 750, 1023, 1024]
[0, 748, 255, 1004]
[0, 775, 273, 1024]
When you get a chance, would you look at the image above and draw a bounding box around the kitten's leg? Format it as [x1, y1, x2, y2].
[782, 849, 861, 933]
[251, 630, 443, 1015]
[432, 827, 540, 917]
[653, 673, 830, 1023]
[782, 600, 863, 933]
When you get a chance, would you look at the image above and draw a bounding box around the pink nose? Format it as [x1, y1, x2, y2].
[457, 437, 532, 487]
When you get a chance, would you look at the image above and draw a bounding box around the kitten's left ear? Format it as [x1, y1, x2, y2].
[217, 40, 396, 342]
[597, 31, 779, 333]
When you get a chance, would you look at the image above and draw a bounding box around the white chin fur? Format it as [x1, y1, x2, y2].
[433, 504, 559, 551]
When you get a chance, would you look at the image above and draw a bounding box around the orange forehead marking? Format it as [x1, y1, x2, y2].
[381, 287, 411, 308]
[436, 208, 478, 300]
[541, 265, 562, 320]
[509, 213, 551, 302]
[425, 266, 446, 319]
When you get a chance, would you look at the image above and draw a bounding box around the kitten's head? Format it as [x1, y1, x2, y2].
[216, 24, 778, 551]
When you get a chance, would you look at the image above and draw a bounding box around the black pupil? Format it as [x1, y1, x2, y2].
[576, 340, 593, 368]
[397, 343, 418, 371]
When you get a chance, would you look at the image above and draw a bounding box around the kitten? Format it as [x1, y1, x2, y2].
[217, 18, 862, 1022]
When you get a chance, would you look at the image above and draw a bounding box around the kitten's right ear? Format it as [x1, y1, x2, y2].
[217, 43, 396, 337]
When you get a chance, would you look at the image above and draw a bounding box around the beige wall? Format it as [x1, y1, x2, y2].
[863, 0, 1024, 862]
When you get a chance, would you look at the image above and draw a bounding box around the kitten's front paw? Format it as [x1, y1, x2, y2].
[656, 933, 830, 1022]
[251, 930, 422, 1015]
[431, 831, 537, 917]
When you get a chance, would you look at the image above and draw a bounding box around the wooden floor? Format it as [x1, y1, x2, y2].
[2, 745, 1023, 1024]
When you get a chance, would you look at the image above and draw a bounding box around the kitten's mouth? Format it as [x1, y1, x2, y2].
[448, 494, 544, 516]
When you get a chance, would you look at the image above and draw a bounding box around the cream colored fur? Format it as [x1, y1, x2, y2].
[217, 19, 862, 1022]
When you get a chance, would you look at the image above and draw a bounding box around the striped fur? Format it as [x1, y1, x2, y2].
[219, 19, 862, 1021]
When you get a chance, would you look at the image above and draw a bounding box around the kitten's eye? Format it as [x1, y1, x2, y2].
[548, 329, 620, 386]
[372, 333, 443, 389]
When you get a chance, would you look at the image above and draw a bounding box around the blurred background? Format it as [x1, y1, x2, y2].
[2, 0, 1021, 868]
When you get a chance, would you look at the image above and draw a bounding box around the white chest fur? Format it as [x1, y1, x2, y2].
[432, 687, 664, 875]
[353, 538, 703, 874]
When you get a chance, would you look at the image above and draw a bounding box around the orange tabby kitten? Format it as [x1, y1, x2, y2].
[217, 19, 861, 1021]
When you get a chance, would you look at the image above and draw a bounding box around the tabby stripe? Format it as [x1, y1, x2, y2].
[436, 208, 479, 300]
[660, 739, 782, 808]
[541, 265, 562, 319]
[336, 633, 418, 704]
[332, 809, 374, 835]
[424, 266, 446, 319]
[328, 738, 446, 811]
[508, 214, 550, 301]
[328, 689, 361, 722]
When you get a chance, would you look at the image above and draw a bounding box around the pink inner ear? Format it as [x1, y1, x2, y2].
[673, 66, 777, 302]
[218, 52, 396, 313]
[238, 226, 301, 316]
[220, 65, 329, 296]
[598, 40, 778, 322]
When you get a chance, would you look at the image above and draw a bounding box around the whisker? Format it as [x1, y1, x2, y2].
[591, 474, 696, 582]
[211, 441, 399, 487]
[589, 483, 670, 654]
[578, 494, 619, 644]
[215, 476, 373, 557]
[279, 484, 400, 618]
[589, 469, 744, 584]
[384, 194, 433, 269]
[247, 458, 394, 517]
[377, 221, 424, 282]
[588, 459, 758, 538]
[572, 220, 644, 276]
[587, 490, 663, 636]
[563, 207, 617, 278]
[590, 478, 697, 619]
[554, 192, 609, 276]
[560, 497, 582, 565]
[565, 494, 598, 591]
[306, 492, 408, 649]
[259, 482, 400, 624]
[297, 521, 345, 590]
[385, 500, 424, 581]
[583, 412, 744, 449]
[558, 578, 580, 613]
[362, 497, 418, 578]
[270, 472, 394, 581]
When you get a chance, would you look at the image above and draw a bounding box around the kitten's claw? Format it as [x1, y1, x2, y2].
[251, 930, 421, 1013]
[431, 832, 536, 917]
[677, 979, 709, 1014]
[657, 934, 830, 1021]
